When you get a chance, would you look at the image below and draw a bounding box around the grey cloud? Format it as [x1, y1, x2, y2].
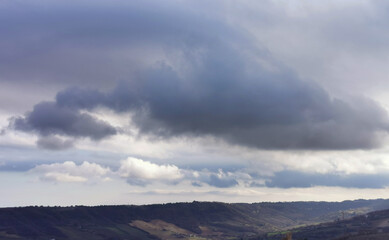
[125, 178, 148, 187]
[5, 0, 389, 150]
[266, 171, 389, 189]
[48, 62, 389, 150]
[4, 0, 389, 92]
[0, 162, 37, 172]
[191, 182, 203, 187]
[36, 135, 74, 151]
[0, 0, 236, 88]
[0, 144, 124, 173]
[185, 169, 240, 188]
[207, 173, 239, 188]
[124, 169, 239, 188]
[249, 182, 265, 188]
[11, 102, 116, 140]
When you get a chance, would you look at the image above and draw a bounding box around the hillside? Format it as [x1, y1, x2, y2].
[264, 208, 389, 240]
[1, 199, 389, 240]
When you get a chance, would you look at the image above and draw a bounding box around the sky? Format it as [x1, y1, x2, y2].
[2, 0, 389, 207]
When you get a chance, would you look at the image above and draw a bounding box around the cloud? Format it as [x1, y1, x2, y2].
[118, 157, 246, 188]
[26, 157, 389, 189]
[266, 170, 389, 189]
[29, 157, 242, 187]
[190, 169, 242, 188]
[204, 172, 239, 188]
[4, 0, 389, 150]
[118, 157, 183, 186]
[41, 172, 87, 183]
[30, 161, 111, 183]
[11, 102, 117, 140]
[36, 135, 74, 150]
[40, 64, 389, 150]
[0, 0, 235, 88]
[4, 1, 389, 206]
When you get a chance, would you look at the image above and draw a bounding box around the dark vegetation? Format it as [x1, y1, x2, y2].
[1, 199, 389, 239]
[263, 208, 389, 240]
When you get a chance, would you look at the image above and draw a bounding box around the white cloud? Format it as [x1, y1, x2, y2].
[42, 172, 87, 183]
[118, 157, 183, 185]
[30, 158, 253, 187]
[30, 161, 111, 183]
[117, 157, 256, 188]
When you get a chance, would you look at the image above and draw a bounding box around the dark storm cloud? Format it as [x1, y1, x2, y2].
[5, 0, 389, 150]
[49, 62, 389, 150]
[266, 171, 389, 189]
[11, 102, 116, 140]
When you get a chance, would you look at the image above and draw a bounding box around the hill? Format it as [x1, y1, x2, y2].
[1, 199, 389, 240]
[264, 207, 389, 240]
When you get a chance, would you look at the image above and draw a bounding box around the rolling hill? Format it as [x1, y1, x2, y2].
[265, 207, 389, 240]
[1, 199, 389, 240]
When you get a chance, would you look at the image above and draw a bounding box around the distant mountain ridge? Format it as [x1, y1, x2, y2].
[2, 199, 389, 240]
